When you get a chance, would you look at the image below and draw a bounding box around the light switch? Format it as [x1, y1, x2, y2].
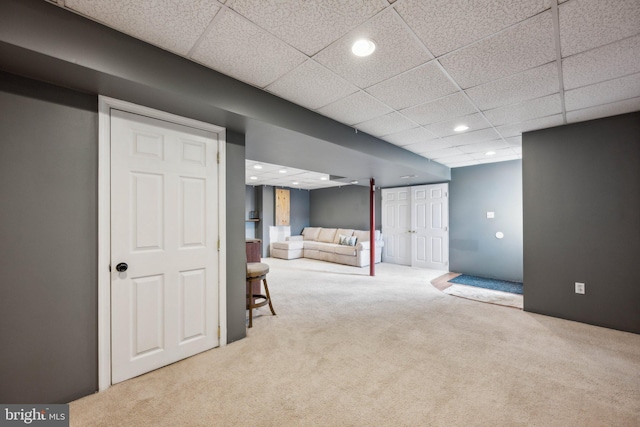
[487, 212, 495, 219]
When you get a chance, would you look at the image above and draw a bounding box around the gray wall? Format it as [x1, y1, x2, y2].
[0, 71, 248, 403]
[245, 186, 258, 239]
[523, 112, 640, 334]
[310, 185, 382, 230]
[257, 186, 275, 257]
[225, 135, 249, 343]
[0, 73, 98, 403]
[289, 189, 311, 236]
[450, 161, 523, 282]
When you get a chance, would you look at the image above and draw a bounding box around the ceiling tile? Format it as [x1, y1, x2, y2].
[314, 10, 433, 88]
[404, 139, 455, 154]
[316, 91, 392, 125]
[395, 0, 550, 56]
[431, 154, 475, 164]
[265, 60, 358, 110]
[66, 0, 221, 55]
[365, 61, 458, 109]
[191, 8, 306, 88]
[484, 94, 562, 127]
[496, 114, 564, 138]
[442, 128, 502, 147]
[424, 113, 492, 138]
[465, 62, 559, 111]
[478, 154, 521, 164]
[447, 160, 482, 168]
[382, 127, 439, 146]
[566, 97, 640, 123]
[458, 140, 510, 154]
[401, 92, 476, 125]
[505, 136, 522, 147]
[562, 34, 640, 90]
[469, 147, 516, 160]
[355, 112, 418, 137]
[423, 147, 466, 159]
[565, 73, 640, 111]
[559, 0, 640, 57]
[228, 0, 384, 56]
[439, 12, 556, 89]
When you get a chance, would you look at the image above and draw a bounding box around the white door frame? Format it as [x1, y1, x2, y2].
[98, 96, 227, 391]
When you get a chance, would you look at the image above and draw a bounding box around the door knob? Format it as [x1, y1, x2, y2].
[116, 262, 128, 272]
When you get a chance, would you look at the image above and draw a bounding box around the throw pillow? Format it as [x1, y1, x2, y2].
[338, 234, 357, 246]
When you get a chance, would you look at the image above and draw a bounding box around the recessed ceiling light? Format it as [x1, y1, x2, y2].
[250, 176, 258, 180]
[351, 39, 376, 57]
[454, 125, 469, 132]
[485, 151, 496, 156]
[350, 180, 359, 184]
[320, 176, 328, 181]
[279, 169, 287, 174]
[253, 164, 263, 169]
[292, 181, 299, 185]
[400, 174, 418, 179]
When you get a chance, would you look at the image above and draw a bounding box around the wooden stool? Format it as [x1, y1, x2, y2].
[246, 262, 276, 328]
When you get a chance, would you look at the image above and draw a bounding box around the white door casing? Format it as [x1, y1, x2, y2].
[98, 97, 226, 390]
[381, 188, 411, 265]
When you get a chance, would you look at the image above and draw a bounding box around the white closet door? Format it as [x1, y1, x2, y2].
[381, 187, 411, 265]
[411, 184, 449, 270]
[110, 109, 220, 384]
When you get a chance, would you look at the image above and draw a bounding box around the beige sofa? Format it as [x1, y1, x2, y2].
[270, 227, 383, 267]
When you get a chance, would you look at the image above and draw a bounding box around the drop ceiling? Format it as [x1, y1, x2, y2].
[245, 160, 347, 190]
[49, 0, 640, 171]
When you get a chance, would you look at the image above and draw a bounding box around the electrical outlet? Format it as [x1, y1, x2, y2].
[575, 282, 585, 294]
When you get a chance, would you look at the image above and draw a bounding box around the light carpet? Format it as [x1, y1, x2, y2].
[70, 258, 640, 426]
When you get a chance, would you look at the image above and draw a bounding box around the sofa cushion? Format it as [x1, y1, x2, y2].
[303, 241, 328, 251]
[333, 228, 354, 243]
[353, 230, 370, 242]
[317, 228, 337, 243]
[271, 241, 304, 250]
[333, 245, 357, 256]
[302, 227, 321, 241]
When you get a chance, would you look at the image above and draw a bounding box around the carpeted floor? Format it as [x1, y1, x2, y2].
[70, 258, 640, 426]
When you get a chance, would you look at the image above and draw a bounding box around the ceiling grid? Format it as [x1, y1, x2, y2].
[49, 0, 640, 180]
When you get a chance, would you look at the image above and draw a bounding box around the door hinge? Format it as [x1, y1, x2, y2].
[217, 152, 220, 164]
[217, 326, 221, 338]
[108, 264, 112, 272]
[217, 238, 220, 251]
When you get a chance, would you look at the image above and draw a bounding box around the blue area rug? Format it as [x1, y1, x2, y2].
[449, 275, 523, 295]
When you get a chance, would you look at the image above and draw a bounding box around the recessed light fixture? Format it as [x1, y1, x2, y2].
[279, 169, 287, 174]
[350, 180, 359, 184]
[454, 125, 469, 132]
[250, 176, 258, 180]
[485, 151, 496, 156]
[292, 181, 299, 185]
[400, 174, 418, 179]
[320, 176, 328, 181]
[253, 164, 263, 169]
[351, 39, 376, 57]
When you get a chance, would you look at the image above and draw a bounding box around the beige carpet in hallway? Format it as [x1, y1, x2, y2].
[71, 258, 640, 426]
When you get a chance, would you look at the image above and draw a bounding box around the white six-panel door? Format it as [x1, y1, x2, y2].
[411, 184, 449, 270]
[381, 188, 411, 265]
[110, 109, 219, 384]
[382, 184, 449, 270]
